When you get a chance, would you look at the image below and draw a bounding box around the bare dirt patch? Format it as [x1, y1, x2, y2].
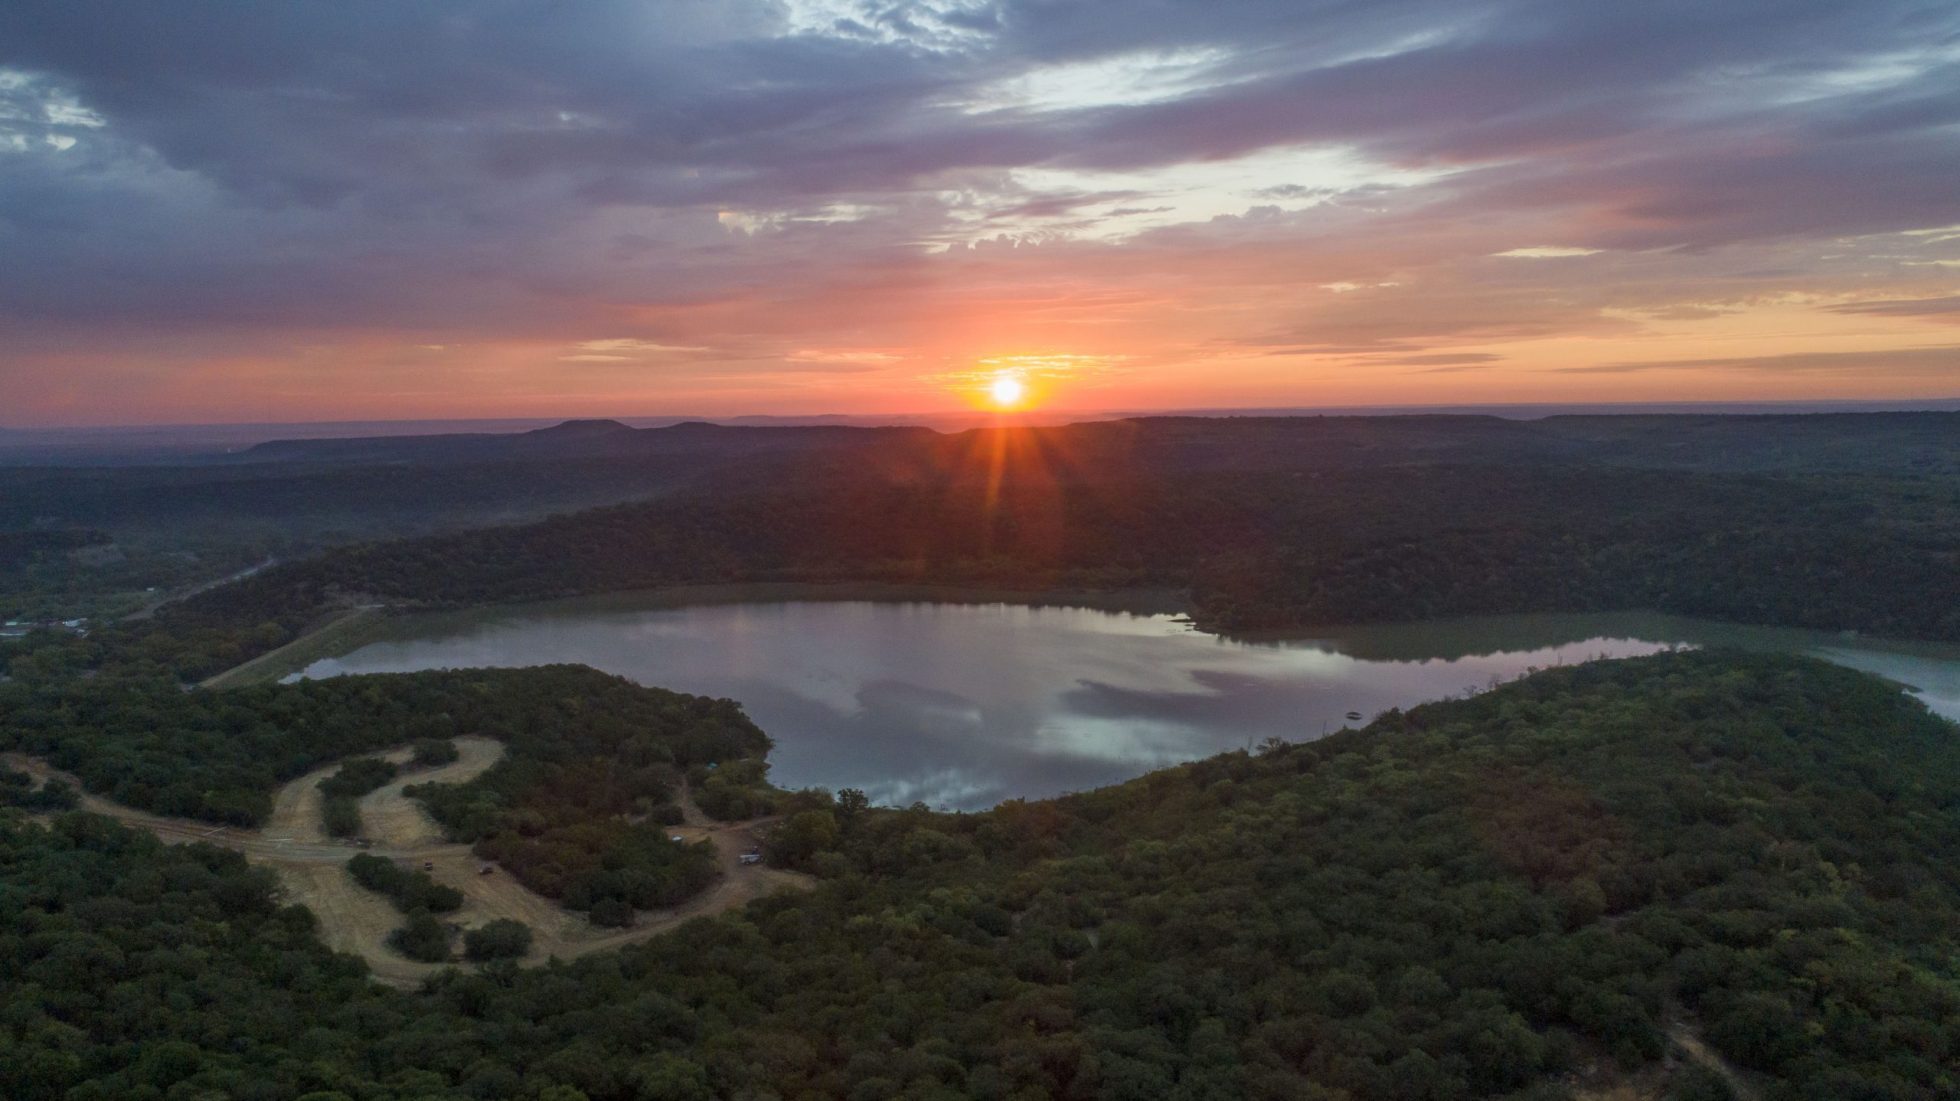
[358, 737, 503, 848]
[1669, 1024, 1761, 1101]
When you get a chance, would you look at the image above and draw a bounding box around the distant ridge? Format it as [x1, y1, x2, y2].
[524, 418, 634, 436]
[1, 397, 1954, 465]
[227, 417, 935, 466]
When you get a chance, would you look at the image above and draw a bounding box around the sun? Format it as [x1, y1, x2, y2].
[988, 373, 1026, 409]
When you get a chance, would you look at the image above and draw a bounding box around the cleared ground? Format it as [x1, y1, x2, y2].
[198, 605, 388, 688]
[5, 739, 814, 987]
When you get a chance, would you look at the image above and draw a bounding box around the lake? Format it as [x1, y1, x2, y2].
[294, 599, 1960, 810]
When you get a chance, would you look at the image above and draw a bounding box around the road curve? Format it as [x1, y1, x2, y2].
[4, 742, 814, 987]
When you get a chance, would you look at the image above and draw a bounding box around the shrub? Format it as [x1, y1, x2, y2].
[386, 910, 452, 962]
[411, 738, 461, 767]
[319, 757, 400, 837]
[322, 798, 363, 838]
[588, 898, 635, 928]
[346, 853, 463, 914]
[463, 919, 533, 961]
[320, 757, 399, 799]
[0, 767, 78, 811]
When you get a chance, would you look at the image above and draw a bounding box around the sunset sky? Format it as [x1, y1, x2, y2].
[2, 0, 1958, 425]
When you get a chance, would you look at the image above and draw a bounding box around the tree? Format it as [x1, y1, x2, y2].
[387, 910, 453, 962]
[837, 788, 870, 829]
[589, 898, 635, 928]
[411, 738, 460, 766]
[766, 810, 840, 869]
[463, 919, 533, 961]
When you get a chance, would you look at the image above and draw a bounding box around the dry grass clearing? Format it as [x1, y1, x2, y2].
[6, 739, 814, 987]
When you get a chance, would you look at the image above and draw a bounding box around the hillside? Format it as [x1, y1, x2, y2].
[6, 413, 1954, 638]
[93, 462, 1950, 685]
[2, 651, 1956, 1099]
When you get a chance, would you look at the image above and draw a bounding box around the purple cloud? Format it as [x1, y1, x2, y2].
[1, 0, 1957, 421]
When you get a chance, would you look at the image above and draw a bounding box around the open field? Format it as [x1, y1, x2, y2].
[5, 738, 813, 986]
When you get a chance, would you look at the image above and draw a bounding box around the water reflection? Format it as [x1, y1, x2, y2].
[295, 601, 1960, 811]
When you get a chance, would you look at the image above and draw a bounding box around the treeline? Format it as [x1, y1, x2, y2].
[318, 757, 398, 836]
[8, 420, 1959, 685]
[0, 665, 763, 826]
[2, 652, 1954, 1099]
[173, 464, 1960, 647]
[475, 821, 717, 925]
[0, 527, 267, 626]
[408, 689, 763, 921]
[0, 528, 109, 571]
[346, 852, 462, 914]
[6, 412, 1959, 682]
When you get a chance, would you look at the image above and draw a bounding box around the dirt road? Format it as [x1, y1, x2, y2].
[1667, 1025, 1760, 1101]
[5, 741, 814, 987]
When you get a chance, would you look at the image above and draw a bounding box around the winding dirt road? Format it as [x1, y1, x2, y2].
[4, 740, 813, 987]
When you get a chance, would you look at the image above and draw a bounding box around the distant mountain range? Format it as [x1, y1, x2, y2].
[4, 396, 1956, 464]
[231, 418, 935, 466]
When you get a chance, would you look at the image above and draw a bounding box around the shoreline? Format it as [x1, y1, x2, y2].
[197, 582, 1194, 687]
[197, 585, 1960, 700]
[201, 605, 391, 688]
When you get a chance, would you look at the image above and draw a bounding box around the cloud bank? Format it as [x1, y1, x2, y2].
[2, 0, 1957, 422]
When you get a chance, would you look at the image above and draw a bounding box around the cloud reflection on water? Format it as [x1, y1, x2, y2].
[297, 601, 1960, 810]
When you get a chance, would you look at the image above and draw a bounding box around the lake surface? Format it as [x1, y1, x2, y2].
[294, 600, 1960, 811]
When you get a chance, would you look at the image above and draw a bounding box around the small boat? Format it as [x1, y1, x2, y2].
[1345, 711, 1363, 721]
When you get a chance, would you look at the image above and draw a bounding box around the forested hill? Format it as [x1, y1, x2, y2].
[2, 651, 1956, 1098]
[7, 411, 1952, 650]
[915, 412, 1960, 479]
[232, 419, 938, 467]
[0, 665, 766, 825]
[112, 461, 1955, 683]
[201, 410, 1960, 478]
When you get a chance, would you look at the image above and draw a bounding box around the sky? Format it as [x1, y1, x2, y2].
[1, 0, 1958, 426]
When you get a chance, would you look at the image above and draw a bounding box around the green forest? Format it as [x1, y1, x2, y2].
[7, 417, 1958, 688]
[0, 666, 768, 825]
[405, 694, 760, 919]
[347, 853, 465, 916]
[2, 416, 1959, 1099]
[321, 758, 402, 837]
[141, 465, 1958, 676]
[2, 652, 1956, 1099]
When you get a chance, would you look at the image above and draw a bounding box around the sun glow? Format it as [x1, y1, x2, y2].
[989, 373, 1027, 409]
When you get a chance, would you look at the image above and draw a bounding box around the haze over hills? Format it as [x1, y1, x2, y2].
[231, 418, 937, 466]
[4, 397, 1957, 464]
[2, 410, 1956, 628]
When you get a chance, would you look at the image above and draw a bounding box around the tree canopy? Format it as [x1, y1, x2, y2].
[1, 651, 1954, 1100]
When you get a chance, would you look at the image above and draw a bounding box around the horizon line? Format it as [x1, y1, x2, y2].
[9, 394, 1960, 436]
